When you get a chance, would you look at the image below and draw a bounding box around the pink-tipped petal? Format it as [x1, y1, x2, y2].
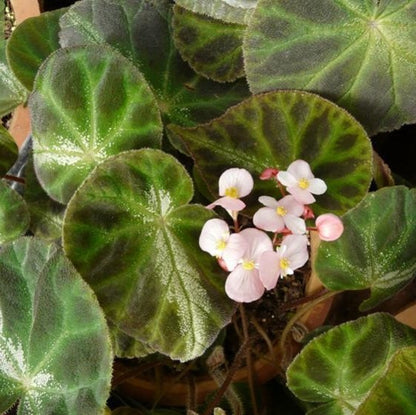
[308, 178, 327, 195]
[239, 228, 273, 261]
[280, 195, 305, 216]
[316, 213, 344, 241]
[259, 251, 280, 290]
[287, 159, 313, 179]
[258, 195, 279, 208]
[277, 171, 297, 187]
[225, 266, 265, 303]
[207, 196, 246, 211]
[253, 207, 285, 232]
[199, 218, 229, 256]
[283, 214, 306, 234]
[288, 186, 316, 204]
[218, 168, 253, 197]
[222, 233, 248, 271]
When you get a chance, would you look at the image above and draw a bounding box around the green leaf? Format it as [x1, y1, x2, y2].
[30, 44, 163, 204]
[243, 0, 416, 135]
[0, 42, 28, 117]
[58, 0, 249, 128]
[356, 346, 416, 414]
[0, 180, 30, 243]
[24, 154, 64, 242]
[0, 125, 18, 177]
[287, 313, 416, 415]
[63, 149, 234, 362]
[315, 186, 416, 311]
[6, 8, 67, 91]
[172, 6, 245, 83]
[0, 237, 113, 414]
[168, 90, 373, 216]
[174, 0, 257, 24]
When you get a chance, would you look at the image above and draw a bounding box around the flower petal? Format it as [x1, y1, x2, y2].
[277, 171, 297, 187]
[283, 214, 306, 234]
[287, 186, 316, 204]
[280, 195, 304, 216]
[308, 178, 327, 195]
[287, 159, 313, 179]
[225, 266, 265, 303]
[253, 207, 285, 232]
[258, 195, 278, 208]
[199, 218, 229, 256]
[259, 251, 280, 290]
[218, 168, 253, 197]
[222, 233, 248, 271]
[239, 228, 273, 262]
[207, 196, 246, 211]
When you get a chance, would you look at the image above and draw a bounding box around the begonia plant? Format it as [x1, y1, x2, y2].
[1, 0, 416, 414]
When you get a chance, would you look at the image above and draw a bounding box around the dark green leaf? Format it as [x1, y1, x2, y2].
[0, 180, 29, 243]
[172, 6, 245, 82]
[244, 0, 416, 135]
[30, 44, 162, 204]
[59, 0, 249, 128]
[0, 237, 113, 414]
[169, 90, 373, 216]
[0, 125, 18, 177]
[6, 8, 67, 91]
[287, 313, 416, 415]
[315, 186, 416, 311]
[63, 149, 234, 362]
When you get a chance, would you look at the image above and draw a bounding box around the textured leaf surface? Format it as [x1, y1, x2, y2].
[0, 125, 18, 177]
[0, 237, 112, 414]
[63, 149, 233, 361]
[0, 181, 29, 243]
[244, 0, 416, 135]
[174, 0, 256, 24]
[315, 186, 416, 311]
[173, 6, 245, 82]
[30, 44, 162, 204]
[287, 313, 416, 415]
[356, 346, 416, 414]
[0, 42, 28, 117]
[59, 0, 249, 128]
[7, 8, 66, 90]
[169, 90, 373, 216]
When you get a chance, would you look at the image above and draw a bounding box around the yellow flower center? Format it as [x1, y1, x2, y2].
[280, 258, 290, 271]
[225, 187, 239, 198]
[242, 260, 255, 270]
[216, 239, 227, 251]
[298, 178, 310, 190]
[276, 206, 287, 216]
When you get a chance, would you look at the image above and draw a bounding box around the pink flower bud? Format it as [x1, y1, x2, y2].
[260, 168, 279, 180]
[303, 206, 315, 219]
[316, 214, 344, 241]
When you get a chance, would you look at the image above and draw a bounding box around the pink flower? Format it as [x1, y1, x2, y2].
[259, 168, 279, 180]
[277, 160, 327, 204]
[316, 213, 344, 241]
[259, 234, 309, 290]
[253, 195, 306, 234]
[207, 168, 254, 212]
[225, 228, 273, 303]
[199, 218, 247, 271]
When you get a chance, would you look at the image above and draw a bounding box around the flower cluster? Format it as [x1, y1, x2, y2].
[199, 160, 344, 303]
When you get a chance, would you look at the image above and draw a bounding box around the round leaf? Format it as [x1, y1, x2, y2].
[0, 237, 113, 414]
[6, 8, 67, 91]
[244, 0, 416, 135]
[63, 149, 234, 362]
[174, 0, 257, 24]
[0, 180, 29, 244]
[287, 313, 416, 414]
[58, 0, 249, 128]
[173, 5, 245, 83]
[30, 44, 162, 204]
[356, 346, 416, 414]
[0, 125, 18, 177]
[315, 186, 416, 311]
[168, 90, 373, 216]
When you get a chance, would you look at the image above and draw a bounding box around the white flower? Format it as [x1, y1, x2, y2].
[277, 160, 327, 204]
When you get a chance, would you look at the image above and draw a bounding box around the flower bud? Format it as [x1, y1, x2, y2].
[316, 213, 344, 241]
[260, 168, 279, 180]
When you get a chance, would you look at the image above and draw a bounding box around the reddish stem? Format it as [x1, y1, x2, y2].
[4, 175, 25, 184]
